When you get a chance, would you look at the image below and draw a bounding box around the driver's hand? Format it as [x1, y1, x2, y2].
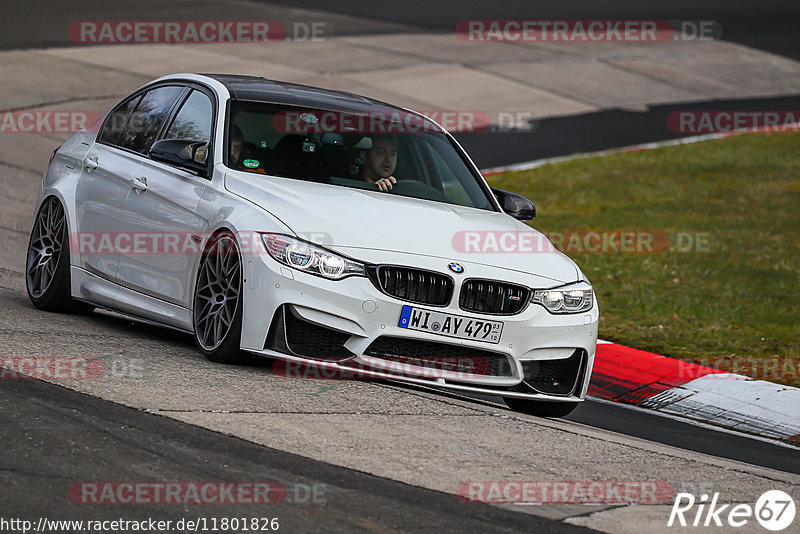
[375, 176, 396, 192]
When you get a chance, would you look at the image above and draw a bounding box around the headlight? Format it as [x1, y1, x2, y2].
[532, 281, 593, 314]
[261, 234, 365, 280]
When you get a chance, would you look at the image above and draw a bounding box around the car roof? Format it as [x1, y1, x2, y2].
[200, 74, 444, 131]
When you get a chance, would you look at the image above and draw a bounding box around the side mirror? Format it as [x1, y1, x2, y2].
[492, 188, 536, 220]
[149, 139, 209, 177]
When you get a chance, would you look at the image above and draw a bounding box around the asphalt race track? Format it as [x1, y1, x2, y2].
[4, 0, 799, 59]
[1, 377, 581, 533]
[1, 1, 799, 532]
[255, 0, 800, 61]
[260, 0, 800, 168]
[3, 1, 800, 168]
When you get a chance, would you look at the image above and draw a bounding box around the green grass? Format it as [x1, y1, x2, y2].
[487, 132, 800, 386]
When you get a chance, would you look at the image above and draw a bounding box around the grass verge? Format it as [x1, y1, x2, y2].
[486, 132, 800, 387]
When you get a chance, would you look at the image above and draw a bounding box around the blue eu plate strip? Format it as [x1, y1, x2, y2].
[398, 305, 412, 328]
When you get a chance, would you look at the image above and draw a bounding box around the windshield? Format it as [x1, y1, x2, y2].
[226, 101, 494, 210]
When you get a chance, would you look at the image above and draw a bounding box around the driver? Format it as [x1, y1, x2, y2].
[359, 134, 398, 192]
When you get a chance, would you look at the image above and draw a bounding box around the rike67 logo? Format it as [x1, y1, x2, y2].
[668, 490, 795, 531]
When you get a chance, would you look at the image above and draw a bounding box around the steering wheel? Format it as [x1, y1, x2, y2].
[389, 179, 450, 203]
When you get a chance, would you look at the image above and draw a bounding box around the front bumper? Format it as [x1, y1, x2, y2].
[240, 248, 598, 401]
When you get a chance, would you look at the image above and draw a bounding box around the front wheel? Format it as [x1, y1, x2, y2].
[192, 232, 255, 364]
[504, 397, 578, 418]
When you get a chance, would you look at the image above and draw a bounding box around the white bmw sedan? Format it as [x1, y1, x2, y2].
[26, 73, 598, 417]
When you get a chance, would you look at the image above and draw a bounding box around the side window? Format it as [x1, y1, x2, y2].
[98, 95, 141, 146]
[117, 86, 184, 155]
[166, 90, 213, 144]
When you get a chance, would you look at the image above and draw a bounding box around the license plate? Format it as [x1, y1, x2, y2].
[398, 305, 503, 344]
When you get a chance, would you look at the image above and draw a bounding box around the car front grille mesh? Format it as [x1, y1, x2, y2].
[364, 336, 512, 377]
[459, 279, 530, 315]
[265, 306, 353, 360]
[521, 349, 586, 395]
[369, 266, 453, 306]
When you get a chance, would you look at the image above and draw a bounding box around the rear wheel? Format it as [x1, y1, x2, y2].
[504, 397, 578, 418]
[192, 232, 254, 364]
[26, 197, 93, 313]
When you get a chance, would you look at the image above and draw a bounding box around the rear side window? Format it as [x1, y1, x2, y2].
[98, 95, 141, 146]
[117, 86, 184, 154]
[165, 90, 213, 144]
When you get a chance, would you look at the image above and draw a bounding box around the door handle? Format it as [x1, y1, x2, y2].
[84, 156, 99, 172]
[130, 176, 148, 193]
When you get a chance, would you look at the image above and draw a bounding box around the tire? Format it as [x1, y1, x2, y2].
[504, 397, 578, 418]
[192, 231, 256, 364]
[26, 197, 93, 314]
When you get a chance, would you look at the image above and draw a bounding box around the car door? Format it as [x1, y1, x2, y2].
[75, 94, 145, 281]
[115, 87, 214, 307]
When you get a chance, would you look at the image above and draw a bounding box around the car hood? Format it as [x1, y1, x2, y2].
[225, 171, 579, 284]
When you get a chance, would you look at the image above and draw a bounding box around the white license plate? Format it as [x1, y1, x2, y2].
[398, 305, 503, 344]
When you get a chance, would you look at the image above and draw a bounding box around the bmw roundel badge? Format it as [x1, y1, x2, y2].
[448, 262, 464, 274]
